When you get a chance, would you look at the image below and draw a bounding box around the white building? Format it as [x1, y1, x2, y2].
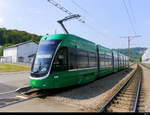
[3, 41, 38, 63]
[142, 48, 150, 63]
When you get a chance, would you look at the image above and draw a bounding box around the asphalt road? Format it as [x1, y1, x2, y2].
[0, 71, 30, 99]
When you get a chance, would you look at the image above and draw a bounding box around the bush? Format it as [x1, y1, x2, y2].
[0, 47, 3, 56]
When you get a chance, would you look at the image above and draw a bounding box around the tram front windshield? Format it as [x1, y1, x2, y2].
[31, 40, 61, 77]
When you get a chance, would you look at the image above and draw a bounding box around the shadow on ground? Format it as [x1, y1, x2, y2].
[45, 68, 133, 100]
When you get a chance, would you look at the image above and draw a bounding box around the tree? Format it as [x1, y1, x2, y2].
[0, 47, 3, 56]
[0, 28, 41, 46]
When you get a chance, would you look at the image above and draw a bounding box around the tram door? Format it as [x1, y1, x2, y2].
[51, 47, 68, 87]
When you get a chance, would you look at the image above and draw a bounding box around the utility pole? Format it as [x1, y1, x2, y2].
[120, 35, 142, 66]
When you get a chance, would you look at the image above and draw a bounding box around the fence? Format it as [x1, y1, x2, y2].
[0, 56, 32, 67]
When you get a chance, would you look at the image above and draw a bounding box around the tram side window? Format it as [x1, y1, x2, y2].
[118, 57, 119, 65]
[100, 53, 105, 68]
[107, 55, 110, 67]
[104, 54, 109, 68]
[115, 56, 118, 67]
[126, 58, 128, 66]
[118, 57, 120, 66]
[114, 57, 116, 67]
[104, 54, 107, 67]
[124, 58, 125, 66]
[106, 55, 111, 67]
[111, 55, 113, 66]
[51, 47, 68, 73]
[120, 58, 122, 66]
[77, 50, 89, 68]
[120, 57, 122, 66]
[68, 48, 77, 69]
[121, 57, 123, 66]
[89, 52, 97, 67]
[119, 57, 121, 66]
[117, 57, 119, 66]
[123, 57, 125, 67]
[108, 55, 112, 67]
[105, 54, 109, 68]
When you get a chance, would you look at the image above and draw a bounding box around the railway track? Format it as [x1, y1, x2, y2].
[141, 63, 150, 70]
[0, 86, 65, 109]
[0, 88, 46, 109]
[0, 83, 87, 109]
[99, 65, 143, 112]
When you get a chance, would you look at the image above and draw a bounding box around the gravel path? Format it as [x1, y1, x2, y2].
[140, 65, 150, 112]
[0, 71, 29, 99]
[0, 71, 29, 88]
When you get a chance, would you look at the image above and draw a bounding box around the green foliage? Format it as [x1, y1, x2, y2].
[113, 47, 147, 62]
[0, 63, 30, 72]
[0, 47, 3, 56]
[0, 28, 41, 46]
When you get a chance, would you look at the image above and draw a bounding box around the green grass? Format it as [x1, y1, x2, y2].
[0, 63, 30, 72]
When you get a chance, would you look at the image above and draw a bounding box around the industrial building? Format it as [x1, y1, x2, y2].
[142, 48, 150, 63]
[2, 41, 38, 63]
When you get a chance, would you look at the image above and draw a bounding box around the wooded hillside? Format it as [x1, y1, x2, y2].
[0, 28, 41, 47]
[113, 47, 147, 62]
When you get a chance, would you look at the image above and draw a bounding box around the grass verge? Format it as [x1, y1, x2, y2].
[0, 63, 30, 72]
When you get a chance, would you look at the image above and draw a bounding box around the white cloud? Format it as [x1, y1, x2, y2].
[0, 17, 4, 24]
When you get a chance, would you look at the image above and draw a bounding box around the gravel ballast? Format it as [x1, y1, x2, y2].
[47, 65, 137, 112]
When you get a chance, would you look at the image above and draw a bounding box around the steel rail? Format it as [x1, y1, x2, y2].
[0, 89, 43, 109]
[132, 66, 142, 112]
[98, 65, 141, 112]
[0, 84, 82, 109]
[141, 63, 150, 70]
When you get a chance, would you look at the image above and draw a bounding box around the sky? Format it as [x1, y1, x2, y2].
[0, 0, 149, 49]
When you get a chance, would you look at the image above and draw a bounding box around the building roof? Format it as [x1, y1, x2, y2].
[4, 41, 38, 49]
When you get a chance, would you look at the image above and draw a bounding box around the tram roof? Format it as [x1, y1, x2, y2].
[41, 34, 95, 44]
[40, 34, 128, 57]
